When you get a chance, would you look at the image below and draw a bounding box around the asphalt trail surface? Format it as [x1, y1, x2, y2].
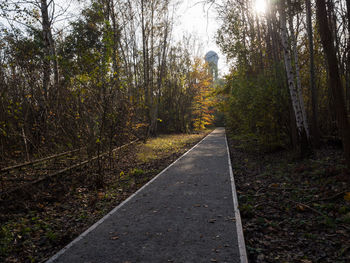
[48, 128, 241, 263]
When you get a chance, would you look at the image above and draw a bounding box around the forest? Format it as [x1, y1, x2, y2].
[1, 0, 350, 262]
[0, 0, 217, 164]
[217, 0, 350, 160]
[217, 0, 350, 261]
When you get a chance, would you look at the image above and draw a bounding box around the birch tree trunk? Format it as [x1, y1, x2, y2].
[279, 0, 310, 155]
[286, 0, 309, 139]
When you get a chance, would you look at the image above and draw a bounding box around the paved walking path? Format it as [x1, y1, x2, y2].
[47, 128, 247, 263]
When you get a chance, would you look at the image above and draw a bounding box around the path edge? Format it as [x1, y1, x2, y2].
[225, 133, 248, 263]
[46, 130, 214, 263]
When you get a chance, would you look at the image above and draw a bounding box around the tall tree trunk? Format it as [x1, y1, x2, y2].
[40, 0, 50, 102]
[256, 15, 264, 72]
[279, 0, 310, 156]
[316, 0, 350, 169]
[40, 0, 59, 104]
[346, 0, 350, 111]
[141, 0, 150, 137]
[326, 0, 342, 70]
[148, 0, 156, 136]
[287, 0, 310, 139]
[240, 1, 248, 67]
[265, 12, 273, 64]
[110, 0, 120, 83]
[306, 0, 321, 147]
[266, 0, 282, 77]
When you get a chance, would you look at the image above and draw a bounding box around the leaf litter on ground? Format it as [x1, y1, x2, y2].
[227, 135, 350, 262]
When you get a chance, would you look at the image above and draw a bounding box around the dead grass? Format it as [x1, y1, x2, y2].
[136, 131, 211, 163]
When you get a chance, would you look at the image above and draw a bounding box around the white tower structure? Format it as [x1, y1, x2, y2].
[204, 51, 219, 80]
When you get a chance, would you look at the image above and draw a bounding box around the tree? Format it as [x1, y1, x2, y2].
[40, 0, 59, 101]
[278, 0, 310, 155]
[191, 59, 215, 130]
[316, 0, 350, 168]
[306, 0, 320, 147]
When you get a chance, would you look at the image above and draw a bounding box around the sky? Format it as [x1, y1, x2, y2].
[173, 0, 228, 75]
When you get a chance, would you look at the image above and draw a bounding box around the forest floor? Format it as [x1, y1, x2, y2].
[0, 130, 211, 263]
[227, 134, 350, 263]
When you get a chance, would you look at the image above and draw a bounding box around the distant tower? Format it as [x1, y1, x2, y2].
[205, 51, 219, 80]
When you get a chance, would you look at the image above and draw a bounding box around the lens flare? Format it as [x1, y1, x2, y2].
[254, 0, 267, 15]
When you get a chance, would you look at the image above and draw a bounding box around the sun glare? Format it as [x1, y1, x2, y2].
[254, 0, 267, 15]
